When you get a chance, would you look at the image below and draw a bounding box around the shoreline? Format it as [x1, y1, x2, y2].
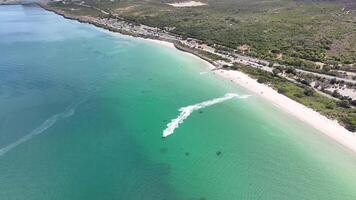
[117, 34, 356, 154]
[215, 69, 356, 153]
[133, 27, 356, 154]
[158, 40, 356, 153]
[34, 4, 356, 153]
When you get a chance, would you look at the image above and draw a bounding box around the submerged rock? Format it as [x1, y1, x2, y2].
[160, 148, 168, 153]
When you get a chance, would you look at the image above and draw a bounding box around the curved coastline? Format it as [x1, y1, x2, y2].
[150, 38, 356, 154]
[38, 3, 356, 153]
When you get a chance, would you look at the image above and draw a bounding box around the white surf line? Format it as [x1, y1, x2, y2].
[199, 71, 209, 75]
[162, 93, 250, 138]
[0, 99, 84, 157]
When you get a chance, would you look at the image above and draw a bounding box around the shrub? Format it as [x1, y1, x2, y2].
[332, 90, 341, 98]
[330, 78, 337, 84]
[294, 93, 303, 98]
[257, 77, 267, 83]
[345, 124, 356, 132]
[222, 64, 230, 69]
[337, 100, 350, 108]
[277, 87, 287, 94]
[272, 68, 281, 76]
[297, 78, 311, 86]
[351, 100, 356, 107]
[325, 102, 335, 109]
[286, 67, 296, 75]
[304, 88, 314, 96]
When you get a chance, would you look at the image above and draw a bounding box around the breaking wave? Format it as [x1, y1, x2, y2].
[162, 93, 250, 138]
[0, 99, 84, 157]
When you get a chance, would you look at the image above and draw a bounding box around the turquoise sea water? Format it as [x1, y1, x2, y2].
[1, 5, 356, 200]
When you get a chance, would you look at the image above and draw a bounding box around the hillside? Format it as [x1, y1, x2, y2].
[49, 0, 356, 70]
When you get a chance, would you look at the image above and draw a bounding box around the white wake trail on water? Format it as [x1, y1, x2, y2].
[0, 99, 84, 157]
[162, 93, 250, 138]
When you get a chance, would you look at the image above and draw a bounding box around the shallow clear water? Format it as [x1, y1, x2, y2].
[0, 5, 356, 200]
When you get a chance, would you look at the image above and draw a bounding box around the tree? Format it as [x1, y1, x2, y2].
[272, 68, 281, 76]
[277, 87, 287, 94]
[275, 65, 285, 72]
[332, 90, 341, 98]
[322, 65, 331, 73]
[286, 67, 296, 75]
[257, 77, 267, 84]
[268, 62, 274, 68]
[351, 100, 356, 107]
[330, 78, 337, 84]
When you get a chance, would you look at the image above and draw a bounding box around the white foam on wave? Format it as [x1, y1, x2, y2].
[0, 99, 84, 157]
[162, 93, 250, 138]
[199, 71, 209, 75]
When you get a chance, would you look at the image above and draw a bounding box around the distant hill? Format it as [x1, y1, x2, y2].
[0, 0, 49, 5]
[47, 0, 356, 65]
[294, 0, 356, 9]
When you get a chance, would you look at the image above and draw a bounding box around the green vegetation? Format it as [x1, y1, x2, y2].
[97, 0, 355, 65]
[49, 1, 103, 17]
[237, 64, 356, 131]
[49, 0, 356, 67]
[174, 42, 229, 62]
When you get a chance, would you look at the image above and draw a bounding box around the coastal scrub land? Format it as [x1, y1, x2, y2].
[47, 0, 356, 65]
[41, 0, 356, 132]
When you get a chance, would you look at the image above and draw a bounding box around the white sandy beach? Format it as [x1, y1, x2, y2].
[147, 38, 356, 153]
[168, 1, 207, 7]
[215, 69, 356, 153]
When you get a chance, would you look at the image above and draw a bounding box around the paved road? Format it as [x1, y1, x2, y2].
[294, 69, 356, 84]
[223, 52, 356, 84]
